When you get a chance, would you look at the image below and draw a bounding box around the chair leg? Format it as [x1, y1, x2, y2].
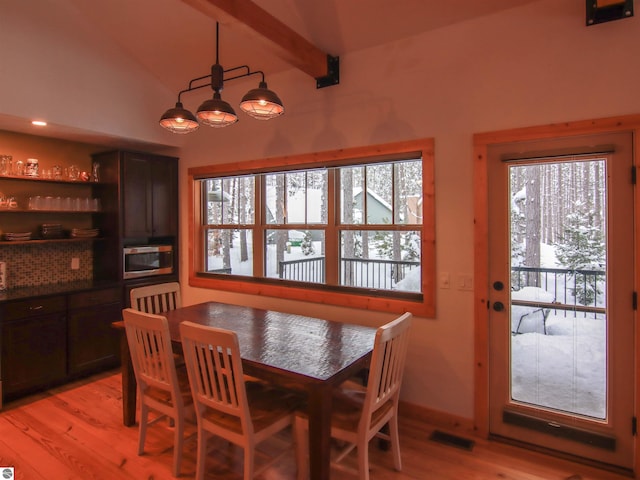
[388, 414, 402, 471]
[172, 415, 184, 477]
[195, 428, 208, 480]
[138, 403, 149, 455]
[243, 445, 254, 480]
[357, 435, 370, 480]
[294, 415, 309, 480]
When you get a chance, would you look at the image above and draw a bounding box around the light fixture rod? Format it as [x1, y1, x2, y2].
[176, 66, 265, 102]
[215, 21, 220, 64]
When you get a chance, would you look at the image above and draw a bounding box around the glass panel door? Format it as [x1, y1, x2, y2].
[487, 133, 634, 469]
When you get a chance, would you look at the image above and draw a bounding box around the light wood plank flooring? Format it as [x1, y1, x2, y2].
[0, 370, 633, 479]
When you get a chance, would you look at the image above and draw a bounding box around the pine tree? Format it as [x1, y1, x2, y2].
[555, 209, 605, 305]
[301, 230, 315, 256]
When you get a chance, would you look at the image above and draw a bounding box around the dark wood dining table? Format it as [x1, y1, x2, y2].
[114, 301, 377, 480]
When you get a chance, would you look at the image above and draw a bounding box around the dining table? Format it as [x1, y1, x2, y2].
[114, 301, 377, 480]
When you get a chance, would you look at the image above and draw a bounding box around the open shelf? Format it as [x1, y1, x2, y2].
[0, 237, 103, 246]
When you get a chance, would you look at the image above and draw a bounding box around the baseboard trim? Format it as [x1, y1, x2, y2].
[399, 400, 475, 436]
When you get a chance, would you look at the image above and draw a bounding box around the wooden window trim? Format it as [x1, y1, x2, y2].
[188, 138, 435, 317]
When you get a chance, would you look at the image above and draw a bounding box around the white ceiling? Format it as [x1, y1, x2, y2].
[63, 0, 540, 93]
[2, 0, 543, 148]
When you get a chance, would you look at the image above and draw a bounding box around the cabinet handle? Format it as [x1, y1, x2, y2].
[29, 305, 44, 311]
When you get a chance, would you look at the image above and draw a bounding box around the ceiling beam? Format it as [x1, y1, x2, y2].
[179, 0, 335, 82]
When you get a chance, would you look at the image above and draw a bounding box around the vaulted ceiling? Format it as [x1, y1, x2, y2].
[62, 0, 540, 93]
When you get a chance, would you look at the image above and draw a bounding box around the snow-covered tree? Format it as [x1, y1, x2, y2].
[555, 209, 605, 305]
[402, 232, 420, 261]
[301, 230, 315, 256]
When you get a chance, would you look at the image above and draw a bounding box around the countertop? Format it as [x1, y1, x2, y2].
[0, 280, 122, 303]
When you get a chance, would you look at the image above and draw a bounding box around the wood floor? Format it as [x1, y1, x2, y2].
[0, 370, 633, 479]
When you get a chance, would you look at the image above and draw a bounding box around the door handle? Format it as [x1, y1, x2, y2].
[492, 301, 505, 312]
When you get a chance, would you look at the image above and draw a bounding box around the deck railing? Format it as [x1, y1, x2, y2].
[278, 256, 420, 290]
[279, 256, 325, 283]
[511, 266, 606, 318]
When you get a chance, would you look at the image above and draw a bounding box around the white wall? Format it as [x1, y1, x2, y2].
[0, 0, 177, 147]
[177, 0, 640, 419]
[2, 0, 639, 420]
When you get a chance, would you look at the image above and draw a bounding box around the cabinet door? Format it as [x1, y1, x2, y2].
[123, 154, 178, 238]
[151, 158, 178, 237]
[2, 313, 67, 397]
[67, 288, 122, 375]
[123, 155, 153, 238]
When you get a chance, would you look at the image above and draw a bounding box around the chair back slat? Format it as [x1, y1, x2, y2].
[180, 321, 252, 433]
[130, 282, 182, 315]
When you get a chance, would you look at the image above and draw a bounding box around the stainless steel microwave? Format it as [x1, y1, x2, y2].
[123, 245, 174, 279]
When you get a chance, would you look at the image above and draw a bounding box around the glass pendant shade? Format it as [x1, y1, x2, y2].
[159, 102, 199, 134]
[197, 92, 238, 128]
[240, 81, 284, 120]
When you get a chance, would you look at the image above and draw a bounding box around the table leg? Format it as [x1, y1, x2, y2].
[119, 332, 137, 426]
[307, 384, 332, 480]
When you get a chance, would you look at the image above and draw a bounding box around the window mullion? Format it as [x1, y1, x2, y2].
[253, 174, 265, 277]
[324, 168, 338, 284]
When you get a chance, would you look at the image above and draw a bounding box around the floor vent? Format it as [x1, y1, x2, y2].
[429, 430, 475, 451]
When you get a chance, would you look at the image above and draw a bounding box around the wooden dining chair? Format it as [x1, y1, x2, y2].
[294, 312, 412, 480]
[130, 282, 182, 314]
[122, 308, 194, 477]
[179, 321, 302, 480]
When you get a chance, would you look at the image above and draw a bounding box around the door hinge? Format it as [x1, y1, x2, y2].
[633, 292, 638, 311]
[633, 166, 637, 185]
[632, 416, 637, 436]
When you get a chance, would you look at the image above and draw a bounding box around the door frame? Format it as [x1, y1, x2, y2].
[473, 113, 640, 473]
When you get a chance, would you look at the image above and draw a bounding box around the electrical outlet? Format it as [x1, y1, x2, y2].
[71, 257, 80, 270]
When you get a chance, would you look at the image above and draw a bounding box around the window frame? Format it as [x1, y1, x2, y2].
[188, 138, 435, 317]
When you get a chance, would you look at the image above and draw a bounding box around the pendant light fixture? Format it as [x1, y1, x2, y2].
[159, 22, 284, 134]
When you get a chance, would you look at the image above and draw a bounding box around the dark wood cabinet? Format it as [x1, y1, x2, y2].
[1, 296, 67, 398]
[91, 149, 179, 281]
[122, 152, 178, 239]
[1, 287, 123, 402]
[67, 287, 121, 376]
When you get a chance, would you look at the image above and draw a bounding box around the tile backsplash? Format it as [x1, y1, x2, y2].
[0, 242, 92, 288]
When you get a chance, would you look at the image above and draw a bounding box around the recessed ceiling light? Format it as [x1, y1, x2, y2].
[31, 120, 47, 126]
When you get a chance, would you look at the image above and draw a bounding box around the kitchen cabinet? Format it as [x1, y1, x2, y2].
[121, 152, 178, 239]
[1, 286, 123, 403]
[67, 287, 121, 376]
[90, 149, 179, 281]
[1, 296, 67, 398]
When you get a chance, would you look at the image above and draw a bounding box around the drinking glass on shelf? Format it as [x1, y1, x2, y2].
[0, 155, 12, 176]
[28, 196, 42, 210]
[68, 165, 79, 181]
